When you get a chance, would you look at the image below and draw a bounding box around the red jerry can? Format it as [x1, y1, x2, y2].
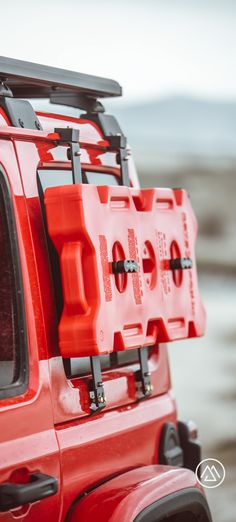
[45, 184, 206, 358]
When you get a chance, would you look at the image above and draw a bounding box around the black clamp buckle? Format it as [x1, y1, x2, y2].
[89, 356, 106, 413]
[54, 127, 82, 184]
[170, 257, 193, 270]
[135, 347, 153, 399]
[112, 259, 138, 274]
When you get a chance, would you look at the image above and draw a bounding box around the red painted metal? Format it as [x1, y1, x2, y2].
[0, 106, 207, 521]
[57, 392, 176, 519]
[0, 140, 61, 521]
[70, 465, 203, 522]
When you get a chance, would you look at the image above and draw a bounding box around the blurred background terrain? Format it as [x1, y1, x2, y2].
[1, 0, 235, 520]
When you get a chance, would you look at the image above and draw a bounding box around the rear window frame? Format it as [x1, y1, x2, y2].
[0, 166, 28, 400]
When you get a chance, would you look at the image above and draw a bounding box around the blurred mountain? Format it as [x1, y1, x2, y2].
[107, 96, 236, 170]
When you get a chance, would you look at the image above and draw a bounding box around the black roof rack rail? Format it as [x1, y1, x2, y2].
[0, 56, 122, 100]
[0, 58, 130, 185]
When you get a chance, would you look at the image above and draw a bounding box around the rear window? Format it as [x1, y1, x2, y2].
[0, 169, 27, 397]
[38, 169, 120, 192]
[0, 187, 17, 386]
[68, 350, 141, 378]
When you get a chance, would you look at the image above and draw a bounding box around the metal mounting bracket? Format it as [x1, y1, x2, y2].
[54, 127, 82, 184]
[108, 134, 130, 186]
[89, 356, 106, 413]
[135, 347, 153, 399]
[79, 113, 130, 186]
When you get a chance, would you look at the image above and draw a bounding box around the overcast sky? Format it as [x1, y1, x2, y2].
[1, 0, 235, 104]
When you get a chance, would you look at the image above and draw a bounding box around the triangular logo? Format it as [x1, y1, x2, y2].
[196, 458, 225, 489]
[201, 465, 220, 482]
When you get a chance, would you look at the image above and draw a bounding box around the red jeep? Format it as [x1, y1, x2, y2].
[0, 57, 211, 522]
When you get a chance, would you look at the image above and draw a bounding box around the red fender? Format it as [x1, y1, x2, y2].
[69, 465, 208, 522]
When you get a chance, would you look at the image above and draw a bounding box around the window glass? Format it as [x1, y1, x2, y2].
[85, 171, 119, 186]
[69, 350, 140, 377]
[38, 169, 73, 191]
[0, 179, 26, 393]
[38, 169, 119, 191]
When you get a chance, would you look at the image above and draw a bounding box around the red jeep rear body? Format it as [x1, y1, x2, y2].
[0, 58, 211, 522]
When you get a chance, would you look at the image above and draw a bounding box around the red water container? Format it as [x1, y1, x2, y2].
[45, 185, 206, 357]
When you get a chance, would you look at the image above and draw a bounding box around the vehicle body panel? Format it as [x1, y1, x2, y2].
[56, 393, 176, 519]
[0, 138, 61, 521]
[69, 465, 204, 522]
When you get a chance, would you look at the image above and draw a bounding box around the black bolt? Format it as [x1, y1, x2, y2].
[35, 120, 41, 130]
[18, 118, 24, 128]
[170, 257, 193, 270]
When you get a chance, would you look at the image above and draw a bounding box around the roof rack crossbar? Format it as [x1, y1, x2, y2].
[0, 56, 122, 101]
